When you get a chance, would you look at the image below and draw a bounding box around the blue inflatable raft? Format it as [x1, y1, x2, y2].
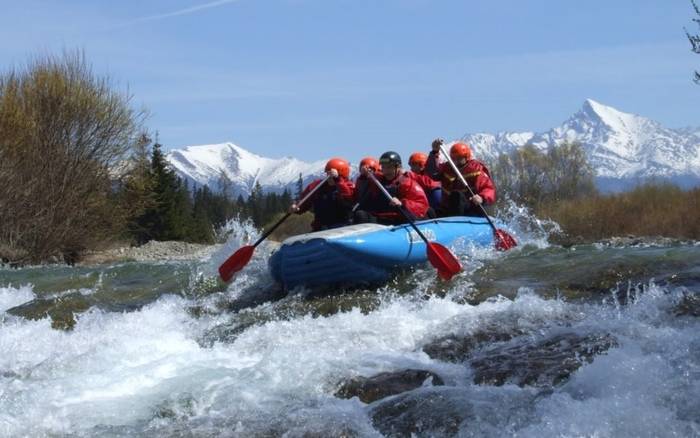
[268, 216, 499, 288]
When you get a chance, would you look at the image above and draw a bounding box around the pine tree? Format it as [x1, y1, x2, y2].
[264, 192, 279, 221]
[190, 186, 214, 243]
[122, 133, 156, 244]
[280, 188, 292, 209]
[167, 178, 193, 240]
[236, 194, 247, 218]
[141, 142, 194, 241]
[296, 173, 304, 199]
[248, 181, 265, 226]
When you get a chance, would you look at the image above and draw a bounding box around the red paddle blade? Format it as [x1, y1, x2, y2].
[218, 245, 255, 282]
[426, 242, 462, 281]
[494, 229, 517, 251]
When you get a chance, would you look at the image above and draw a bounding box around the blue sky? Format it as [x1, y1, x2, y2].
[0, 0, 698, 161]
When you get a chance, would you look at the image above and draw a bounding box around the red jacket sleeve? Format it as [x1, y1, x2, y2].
[473, 163, 496, 205]
[398, 174, 429, 219]
[408, 171, 441, 191]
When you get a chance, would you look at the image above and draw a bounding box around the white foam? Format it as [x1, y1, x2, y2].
[0, 284, 35, 313]
[1, 274, 698, 436]
[496, 199, 559, 249]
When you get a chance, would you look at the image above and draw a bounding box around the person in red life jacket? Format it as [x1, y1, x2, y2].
[408, 152, 442, 214]
[353, 151, 429, 225]
[428, 140, 496, 217]
[408, 152, 428, 174]
[352, 156, 383, 212]
[290, 157, 355, 231]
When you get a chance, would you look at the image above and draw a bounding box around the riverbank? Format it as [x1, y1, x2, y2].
[79, 240, 217, 265]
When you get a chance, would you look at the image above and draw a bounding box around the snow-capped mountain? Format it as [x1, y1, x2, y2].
[167, 143, 327, 197]
[463, 99, 700, 191]
[166, 99, 699, 196]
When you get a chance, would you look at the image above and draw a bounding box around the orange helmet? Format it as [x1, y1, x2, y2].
[408, 152, 428, 168]
[450, 142, 472, 160]
[325, 157, 350, 179]
[359, 156, 379, 172]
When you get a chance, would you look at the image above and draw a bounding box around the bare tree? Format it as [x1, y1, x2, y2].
[687, 0, 700, 83]
[0, 51, 146, 263]
[491, 142, 596, 208]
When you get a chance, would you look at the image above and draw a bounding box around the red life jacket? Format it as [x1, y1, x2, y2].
[370, 171, 429, 220]
[298, 177, 355, 230]
[438, 159, 496, 206]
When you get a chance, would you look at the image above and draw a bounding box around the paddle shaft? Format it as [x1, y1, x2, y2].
[251, 175, 331, 248]
[438, 144, 500, 233]
[366, 172, 432, 245]
[351, 178, 374, 213]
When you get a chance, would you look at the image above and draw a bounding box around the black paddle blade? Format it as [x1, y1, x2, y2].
[218, 245, 255, 282]
[427, 242, 462, 281]
[494, 229, 517, 251]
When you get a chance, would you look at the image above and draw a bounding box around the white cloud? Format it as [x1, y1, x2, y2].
[114, 0, 244, 28]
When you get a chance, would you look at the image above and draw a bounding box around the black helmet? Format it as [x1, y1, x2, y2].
[379, 151, 402, 167]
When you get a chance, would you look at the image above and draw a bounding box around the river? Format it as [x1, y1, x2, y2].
[1, 218, 699, 437]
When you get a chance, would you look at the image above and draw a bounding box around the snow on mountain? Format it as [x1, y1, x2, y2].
[166, 99, 699, 196]
[166, 142, 327, 197]
[463, 99, 700, 190]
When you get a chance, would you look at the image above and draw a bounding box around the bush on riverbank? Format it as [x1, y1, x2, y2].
[0, 49, 292, 265]
[490, 144, 699, 242]
[265, 212, 315, 242]
[492, 142, 597, 207]
[0, 51, 145, 264]
[536, 183, 700, 241]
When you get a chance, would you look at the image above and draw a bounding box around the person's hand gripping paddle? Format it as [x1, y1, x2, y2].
[367, 172, 462, 280]
[218, 176, 331, 282]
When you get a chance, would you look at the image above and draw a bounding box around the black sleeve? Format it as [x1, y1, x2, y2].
[426, 151, 441, 181]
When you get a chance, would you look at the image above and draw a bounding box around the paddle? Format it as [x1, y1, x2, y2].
[437, 144, 517, 251]
[367, 172, 462, 280]
[218, 175, 331, 282]
[351, 178, 374, 213]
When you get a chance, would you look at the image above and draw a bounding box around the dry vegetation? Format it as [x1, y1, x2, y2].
[492, 143, 700, 242]
[266, 212, 315, 242]
[537, 183, 700, 241]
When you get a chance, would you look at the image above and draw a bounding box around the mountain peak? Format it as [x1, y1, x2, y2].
[581, 98, 630, 123]
[460, 100, 700, 187]
[572, 98, 660, 139]
[583, 98, 607, 111]
[166, 141, 327, 197]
